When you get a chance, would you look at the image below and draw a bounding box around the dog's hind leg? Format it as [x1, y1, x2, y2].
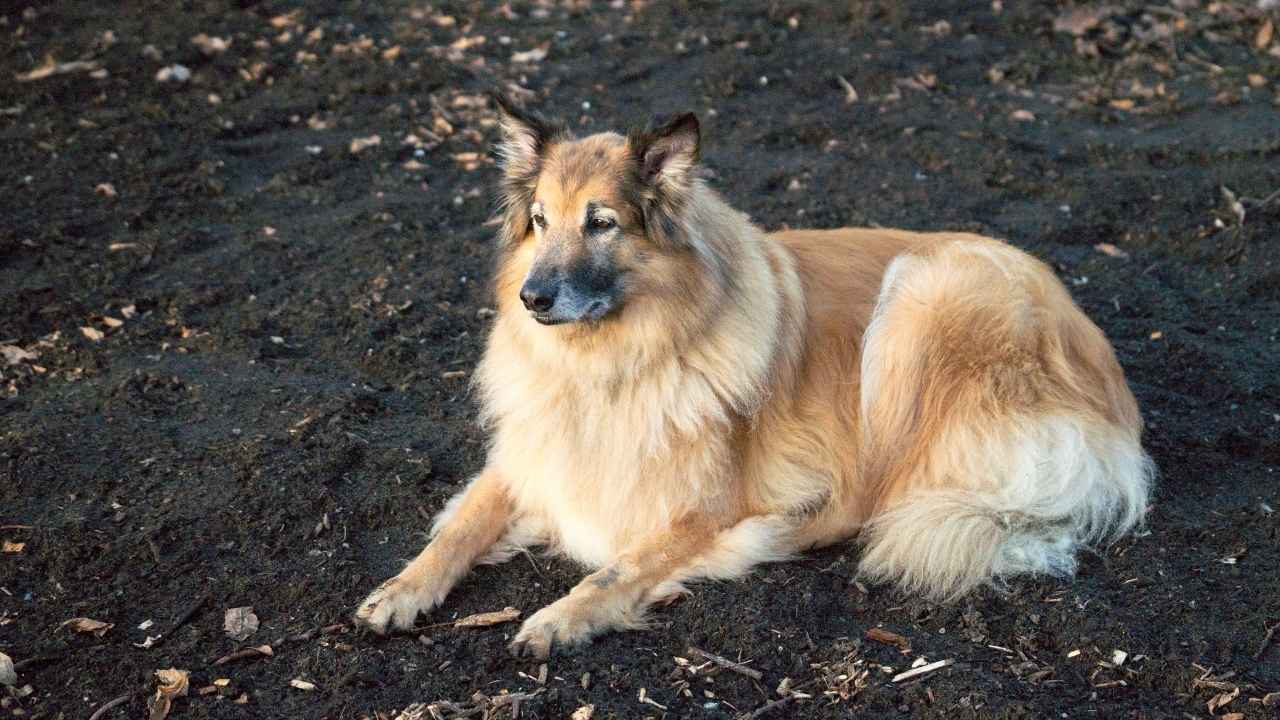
[354, 469, 515, 633]
[855, 240, 1154, 601]
[509, 514, 796, 659]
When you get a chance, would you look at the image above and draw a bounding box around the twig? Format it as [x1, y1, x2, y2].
[0, 525, 33, 530]
[737, 679, 819, 719]
[212, 645, 272, 666]
[1255, 621, 1279, 661]
[149, 592, 211, 648]
[1241, 188, 1280, 210]
[892, 658, 955, 683]
[87, 692, 134, 720]
[686, 646, 763, 681]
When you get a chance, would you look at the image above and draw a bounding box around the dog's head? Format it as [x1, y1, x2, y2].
[489, 95, 709, 332]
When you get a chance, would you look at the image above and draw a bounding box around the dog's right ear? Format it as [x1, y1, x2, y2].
[490, 93, 564, 179]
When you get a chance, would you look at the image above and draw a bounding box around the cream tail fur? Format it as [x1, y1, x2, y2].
[855, 243, 1155, 600]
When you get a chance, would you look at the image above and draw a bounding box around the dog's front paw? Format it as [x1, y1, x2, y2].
[508, 599, 596, 660]
[353, 577, 438, 634]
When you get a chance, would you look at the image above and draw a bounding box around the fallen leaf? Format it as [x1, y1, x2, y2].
[1094, 243, 1129, 258]
[0, 651, 15, 686]
[1053, 5, 1115, 36]
[81, 326, 105, 342]
[149, 668, 190, 720]
[1, 345, 37, 365]
[1, 540, 24, 553]
[454, 607, 521, 628]
[866, 627, 912, 654]
[350, 135, 382, 154]
[224, 606, 259, 641]
[61, 617, 114, 637]
[1257, 19, 1274, 49]
[290, 678, 318, 691]
[512, 43, 550, 63]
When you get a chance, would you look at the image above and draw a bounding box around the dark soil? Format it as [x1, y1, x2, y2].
[3, 1, 1279, 718]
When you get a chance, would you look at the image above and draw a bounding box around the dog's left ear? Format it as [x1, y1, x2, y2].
[629, 112, 700, 191]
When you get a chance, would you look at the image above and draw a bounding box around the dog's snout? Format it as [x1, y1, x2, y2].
[520, 278, 558, 313]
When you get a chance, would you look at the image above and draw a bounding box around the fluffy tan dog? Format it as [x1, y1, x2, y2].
[354, 98, 1154, 658]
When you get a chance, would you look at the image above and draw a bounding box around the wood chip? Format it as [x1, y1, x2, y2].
[81, 327, 105, 342]
[1, 540, 24, 553]
[866, 627, 912, 654]
[891, 658, 954, 683]
[0, 652, 15, 686]
[1257, 19, 1274, 50]
[571, 706, 595, 720]
[350, 135, 382, 155]
[453, 607, 520, 628]
[1010, 109, 1036, 122]
[1094, 243, 1129, 258]
[290, 678, 317, 691]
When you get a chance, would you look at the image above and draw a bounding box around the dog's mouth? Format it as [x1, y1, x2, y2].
[529, 298, 616, 327]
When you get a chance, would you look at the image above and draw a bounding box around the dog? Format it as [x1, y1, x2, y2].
[354, 97, 1155, 659]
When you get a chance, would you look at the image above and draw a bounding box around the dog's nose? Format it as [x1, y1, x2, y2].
[520, 280, 557, 312]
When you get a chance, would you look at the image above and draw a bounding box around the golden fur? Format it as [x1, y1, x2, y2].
[354, 101, 1154, 658]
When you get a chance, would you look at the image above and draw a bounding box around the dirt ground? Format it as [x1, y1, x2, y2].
[2, 1, 1279, 718]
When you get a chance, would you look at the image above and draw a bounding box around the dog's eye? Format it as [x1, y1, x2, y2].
[589, 216, 615, 231]
[531, 213, 547, 229]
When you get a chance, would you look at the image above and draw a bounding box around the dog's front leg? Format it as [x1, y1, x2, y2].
[355, 469, 512, 634]
[510, 514, 791, 659]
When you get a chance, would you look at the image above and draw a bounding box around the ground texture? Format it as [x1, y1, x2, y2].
[2, 1, 1279, 718]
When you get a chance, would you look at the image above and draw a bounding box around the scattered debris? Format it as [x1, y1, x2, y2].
[453, 606, 520, 628]
[149, 668, 189, 720]
[865, 627, 912, 654]
[191, 33, 232, 56]
[891, 658, 954, 683]
[61, 617, 114, 637]
[350, 135, 382, 154]
[224, 606, 259, 641]
[155, 64, 192, 83]
[685, 646, 764, 680]
[213, 644, 273, 666]
[1208, 686, 1240, 714]
[15, 55, 102, 82]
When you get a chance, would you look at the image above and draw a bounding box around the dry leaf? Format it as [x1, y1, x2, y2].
[1208, 687, 1240, 713]
[0, 651, 15, 686]
[1, 345, 37, 365]
[149, 668, 190, 720]
[1053, 5, 1115, 36]
[224, 606, 259, 641]
[350, 135, 382, 154]
[61, 617, 114, 637]
[454, 607, 521, 628]
[1093, 243, 1129, 258]
[81, 326, 105, 342]
[866, 627, 912, 653]
[1257, 19, 1274, 49]
[290, 678, 318, 691]
[1, 540, 24, 553]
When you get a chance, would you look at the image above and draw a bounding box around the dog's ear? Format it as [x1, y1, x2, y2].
[490, 92, 563, 179]
[628, 112, 700, 191]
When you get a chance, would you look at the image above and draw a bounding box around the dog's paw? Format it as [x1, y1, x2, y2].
[353, 577, 436, 634]
[508, 600, 595, 660]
